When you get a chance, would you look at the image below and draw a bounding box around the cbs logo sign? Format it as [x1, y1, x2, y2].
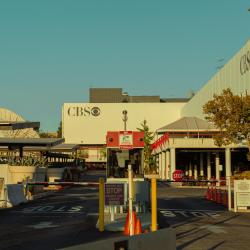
[68, 106, 101, 117]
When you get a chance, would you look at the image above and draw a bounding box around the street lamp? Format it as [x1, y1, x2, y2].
[122, 110, 128, 131]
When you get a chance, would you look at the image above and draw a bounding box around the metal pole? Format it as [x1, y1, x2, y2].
[128, 164, 134, 236]
[99, 178, 105, 232]
[151, 177, 157, 232]
[122, 110, 128, 131]
[225, 148, 232, 211]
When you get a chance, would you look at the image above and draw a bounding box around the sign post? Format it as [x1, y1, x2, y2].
[234, 179, 250, 212]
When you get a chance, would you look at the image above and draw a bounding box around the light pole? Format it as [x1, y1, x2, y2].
[122, 110, 128, 131]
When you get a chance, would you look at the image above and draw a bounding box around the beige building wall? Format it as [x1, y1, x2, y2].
[182, 39, 250, 118]
[62, 103, 186, 144]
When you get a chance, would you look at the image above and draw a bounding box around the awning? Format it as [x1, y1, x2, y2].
[23, 143, 80, 152]
[0, 138, 64, 148]
[0, 121, 40, 130]
[0, 138, 65, 157]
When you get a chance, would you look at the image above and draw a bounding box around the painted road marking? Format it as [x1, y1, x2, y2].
[159, 209, 222, 218]
[28, 221, 59, 229]
[199, 225, 226, 234]
[13, 205, 85, 214]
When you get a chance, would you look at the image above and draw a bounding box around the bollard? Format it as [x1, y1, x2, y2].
[99, 178, 104, 232]
[151, 178, 157, 232]
[128, 165, 134, 236]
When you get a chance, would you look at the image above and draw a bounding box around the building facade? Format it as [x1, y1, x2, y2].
[62, 40, 250, 177]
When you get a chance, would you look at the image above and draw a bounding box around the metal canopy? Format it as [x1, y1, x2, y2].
[23, 143, 79, 152]
[0, 121, 40, 130]
[0, 138, 64, 148]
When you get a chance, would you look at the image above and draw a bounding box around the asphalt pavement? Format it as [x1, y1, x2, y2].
[0, 171, 250, 250]
[157, 182, 250, 250]
[0, 170, 122, 250]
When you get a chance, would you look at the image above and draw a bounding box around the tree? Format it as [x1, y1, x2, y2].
[203, 88, 250, 159]
[137, 120, 156, 174]
[57, 121, 62, 138]
[39, 131, 57, 138]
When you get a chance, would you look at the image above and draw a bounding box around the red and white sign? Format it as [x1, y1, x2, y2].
[172, 170, 184, 182]
[106, 131, 144, 149]
[119, 131, 133, 149]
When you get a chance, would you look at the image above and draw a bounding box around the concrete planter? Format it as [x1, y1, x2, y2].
[47, 168, 65, 182]
[9, 165, 37, 183]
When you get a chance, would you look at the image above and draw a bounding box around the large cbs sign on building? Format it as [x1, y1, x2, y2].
[62, 103, 186, 145]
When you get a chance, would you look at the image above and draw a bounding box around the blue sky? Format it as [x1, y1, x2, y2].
[0, 0, 249, 131]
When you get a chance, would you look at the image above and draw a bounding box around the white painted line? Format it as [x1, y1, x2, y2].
[159, 208, 224, 212]
[28, 222, 59, 229]
[199, 225, 226, 234]
[12, 205, 85, 214]
[87, 213, 98, 216]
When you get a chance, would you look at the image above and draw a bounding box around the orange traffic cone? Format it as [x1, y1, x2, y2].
[135, 218, 142, 235]
[205, 187, 209, 200]
[123, 212, 130, 235]
[123, 211, 137, 235]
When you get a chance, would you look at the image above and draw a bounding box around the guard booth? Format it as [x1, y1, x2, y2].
[105, 131, 150, 213]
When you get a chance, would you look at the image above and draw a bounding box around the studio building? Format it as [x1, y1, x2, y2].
[62, 39, 250, 181]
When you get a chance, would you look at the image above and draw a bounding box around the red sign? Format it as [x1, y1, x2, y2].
[172, 170, 184, 182]
[106, 131, 144, 149]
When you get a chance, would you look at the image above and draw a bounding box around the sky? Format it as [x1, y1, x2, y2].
[0, 0, 249, 131]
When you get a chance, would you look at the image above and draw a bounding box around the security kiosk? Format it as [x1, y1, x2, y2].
[105, 131, 150, 215]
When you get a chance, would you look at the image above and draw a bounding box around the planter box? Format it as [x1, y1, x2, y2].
[9, 165, 37, 183]
[8, 166, 46, 194]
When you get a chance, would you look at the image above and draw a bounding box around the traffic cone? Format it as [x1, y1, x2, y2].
[216, 189, 220, 203]
[211, 188, 214, 201]
[213, 188, 217, 202]
[123, 211, 137, 235]
[205, 187, 209, 200]
[208, 187, 212, 201]
[135, 218, 142, 235]
[225, 190, 228, 208]
[123, 212, 130, 235]
[222, 190, 227, 206]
